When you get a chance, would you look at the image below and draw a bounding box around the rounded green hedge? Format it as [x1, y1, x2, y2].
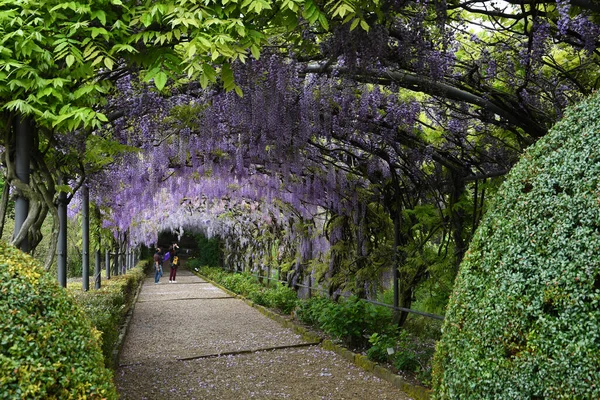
[432, 93, 600, 398]
[0, 241, 117, 399]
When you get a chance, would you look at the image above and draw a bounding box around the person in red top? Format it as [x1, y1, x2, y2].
[169, 243, 180, 283]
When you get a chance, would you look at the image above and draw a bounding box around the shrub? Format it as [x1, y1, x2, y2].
[367, 332, 397, 362]
[392, 330, 425, 373]
[0, 241, 117, 399]
[295, 296, 332, 326]
[394, 350, 419, 372]
[201, 268, 298, 314]
[248, 287, 269, 306]
[69, 262, 146, 367]
[265, 284, 298, 314]
[221, 272, 256, 296]
[366, 329, 428, 377]
[195, 264, 226, 281]
[71, 288, 123, 367]
[315, 296, 393, 348]
[432, 93, 600, 398]
[296, 296, 395, 348]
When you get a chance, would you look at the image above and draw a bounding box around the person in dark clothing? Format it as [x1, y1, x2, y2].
[169, 243, 180, 283]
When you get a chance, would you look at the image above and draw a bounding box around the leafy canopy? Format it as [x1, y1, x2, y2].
[0, 0, 339, 131]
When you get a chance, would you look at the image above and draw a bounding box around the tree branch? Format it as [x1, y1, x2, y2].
[304, 64, 548, 138]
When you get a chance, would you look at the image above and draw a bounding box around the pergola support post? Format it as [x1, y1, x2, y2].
[82, 185, 89, 291]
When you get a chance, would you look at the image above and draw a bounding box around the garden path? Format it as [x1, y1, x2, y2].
[114, 264, 413, 399]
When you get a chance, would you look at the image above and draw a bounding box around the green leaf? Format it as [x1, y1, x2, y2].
[200, 73, 208, 88]
[103, 57, 114, 70]
[73, 85, 96, 99]
[203, 64, 216, 81]
[91, 55, 104, 66]
[198, 36, 212, 48]
[318, 13, 329, 30]
[143, 67, 160, 82]
[360, 19, 370, 32]
[141, 13, 153, 27]
[188, 44, 197, 58]
[222, 64, 235, 91]
[95, 112, 108, 122]
[250, 45, 260, 60]
[55, 184, 74, 194]
[154, 71, 168, 90]
[234, 85, 243, 97]
[111, 44, 138, 54]
[3, 99, 34, 114]
[91, 10, 107, 25]
[66, 55, 75, 67]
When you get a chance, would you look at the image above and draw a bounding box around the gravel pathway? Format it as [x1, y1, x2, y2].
[115, 267, 413, 399]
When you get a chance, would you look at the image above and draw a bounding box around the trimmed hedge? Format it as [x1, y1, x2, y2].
[432, 93, 600, 398]
[68, 261, 147, 368]
[0, 241, 117, 399]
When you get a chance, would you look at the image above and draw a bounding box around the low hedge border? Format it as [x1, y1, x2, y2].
[68, 260, 149, 369]
[111, 267, 146, 368]
[0, 241, 118, 399]
[195, 270, 431, 400]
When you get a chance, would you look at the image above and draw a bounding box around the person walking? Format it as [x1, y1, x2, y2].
[169, 243, 180, 283]
[153, 247, 163, 284]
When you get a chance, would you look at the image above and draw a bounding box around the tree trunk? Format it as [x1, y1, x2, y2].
[392, 207, 401, 324]
[82, 185, 90, 291]
[10, 199, 40, 250]
[449, 171, 468, 274]
[0, 180, 9, 238]
[43, 209, 59, 271]
[398, 287, 414, 327]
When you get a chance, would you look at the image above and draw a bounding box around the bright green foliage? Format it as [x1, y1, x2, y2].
[0, 0, 363, 131]
[0, 0, 265, 129]
[317, 296, 393, 348]
[0, 241, 117, 399]
[263, 284, 298, 314]
[366, 331, 397, 362]
[432, 92, 600, 398]
[294, 294, 435, 381]
[0, 0, 123, 131]
[294, 295, 331, 326]
[199, 266, 298, 314]
[296, 295, 393, 348]
[221, 271, 259, 296]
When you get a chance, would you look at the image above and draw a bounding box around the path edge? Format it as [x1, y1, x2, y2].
[196, 272, 431, 400]
[111, 275, 145, 369]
